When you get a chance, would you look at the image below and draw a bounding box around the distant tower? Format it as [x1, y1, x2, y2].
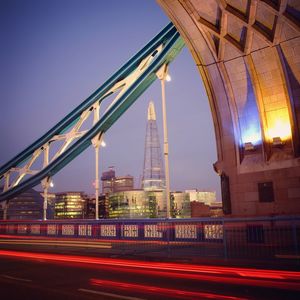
[142, 101, 165, 191]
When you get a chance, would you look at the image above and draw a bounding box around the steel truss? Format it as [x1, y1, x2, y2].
[0, 23, 184, 203]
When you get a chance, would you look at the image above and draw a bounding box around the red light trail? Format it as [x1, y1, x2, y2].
[0, 249, 299, 292]
[0, 234, 168, 245]
[0, 238, 111, 249]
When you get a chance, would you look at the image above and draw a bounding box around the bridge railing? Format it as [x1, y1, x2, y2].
[0, 216, 299, 263]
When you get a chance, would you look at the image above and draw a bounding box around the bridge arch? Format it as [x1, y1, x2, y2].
[158, 0, 300, 216]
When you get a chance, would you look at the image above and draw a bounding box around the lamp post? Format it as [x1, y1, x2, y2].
[94, 136, 106, 220]
[156, 64, 171, 218]
[91, 101, 104, 221]
[2, 201, 8, 220]
[42, 177, 53, 220]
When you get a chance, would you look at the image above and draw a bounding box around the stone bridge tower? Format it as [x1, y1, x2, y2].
[158, 0, 300, 216]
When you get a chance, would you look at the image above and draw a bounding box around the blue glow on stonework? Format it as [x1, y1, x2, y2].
[241, 125, 262, 146]
[238, 67, 262, 147]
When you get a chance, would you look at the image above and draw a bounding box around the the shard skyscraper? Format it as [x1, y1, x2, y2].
[142, 101, 165, 191]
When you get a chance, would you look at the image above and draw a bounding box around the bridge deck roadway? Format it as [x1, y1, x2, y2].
[0, 235, 299, 270]
[0, 246, 300, 300]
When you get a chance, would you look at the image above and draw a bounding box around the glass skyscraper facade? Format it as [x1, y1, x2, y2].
[5, 188, 43, 220]
[54, 192, 87, 219]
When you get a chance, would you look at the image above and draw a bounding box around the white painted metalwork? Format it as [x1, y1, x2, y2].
[0, 43, 165, 219]
[156, 64, 171, 219]
[41, 177, 51, 220]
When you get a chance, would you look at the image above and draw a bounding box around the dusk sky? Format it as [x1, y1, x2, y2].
[0, 0, 221, 200]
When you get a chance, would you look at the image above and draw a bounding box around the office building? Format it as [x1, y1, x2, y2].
[1, 188, 43, 220]
[172, 191, 191, 218]
[86, 195, 109, 219]
[54, 192, 87, 219]
[185, 190, 217, 205]
[101, 167, 116, 194]
[7, 188, 43, 220]
[101, 167, 134, 194]
[142, 101, 165, 191]
[109, 190, 150, 219]
[108, 189, 191, 219]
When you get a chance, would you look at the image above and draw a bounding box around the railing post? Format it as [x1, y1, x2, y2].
[3, 201, 8, 220]
[167, 219, 171, 258]
[121, 221, 125, 256]
[292, 220, 299, 264]
[3, 174, 10, 220]
[223, 220, 228, 260]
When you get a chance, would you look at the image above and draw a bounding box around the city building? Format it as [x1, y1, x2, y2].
[109, 189, 172, 219]
[101, 167, 116, 194]
[145, 190, 164, 218]
[109, 189, 151, 219]
[185, 189, 221, 218]
[185, 190, 217, 206]
[86, 195, 109, 219]
[190, 201, 211, 218]
[114, 176, 134, 192]
[54, 192, 87, 219]
[172, 191, 191, 218]
[190, 201, 223, 218]
[101, 167, 134, 194]
[108, 189, 191, 219]
[2, 188, 44, 220]
[142, 101, 165, 191]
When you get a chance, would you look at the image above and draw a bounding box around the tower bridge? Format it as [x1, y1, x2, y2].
[1, 4, 300, 298]
[1, 1, 300, 217]
[0, 23, 184, 215]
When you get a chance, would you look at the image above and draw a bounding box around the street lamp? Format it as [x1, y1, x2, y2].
[42, 177, 54, 221]
[156, 64, 171, 219]
[94, 136, 106, 220]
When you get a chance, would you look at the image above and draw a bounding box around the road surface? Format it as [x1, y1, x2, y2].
[0, 247, 300, 300]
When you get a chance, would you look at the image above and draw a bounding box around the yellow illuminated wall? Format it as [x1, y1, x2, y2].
[265, 109, 292, 142]
[251, 48, 292, 144]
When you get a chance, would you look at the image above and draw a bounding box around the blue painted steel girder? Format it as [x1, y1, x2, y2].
[0, 23, 184, 202]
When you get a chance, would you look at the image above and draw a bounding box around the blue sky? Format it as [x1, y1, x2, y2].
[0, 0, 221, 200]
